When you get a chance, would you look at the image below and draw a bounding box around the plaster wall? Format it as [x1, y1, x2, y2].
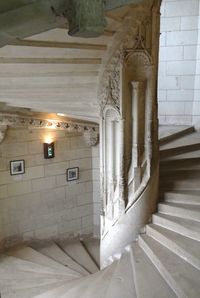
[0, 127, 100, 250]
[158, 0, 200, 126]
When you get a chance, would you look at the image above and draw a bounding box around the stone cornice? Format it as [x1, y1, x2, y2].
[0, 113, 99, 146]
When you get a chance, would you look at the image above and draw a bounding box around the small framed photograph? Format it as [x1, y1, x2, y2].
[67, 167, 79, 182]
[10, 160, 25, 176]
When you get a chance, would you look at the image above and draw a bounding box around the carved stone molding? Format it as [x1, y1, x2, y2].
[83, 130, 99, 146]
[0, 113, 99, 146]
[0, 125, 8, 144]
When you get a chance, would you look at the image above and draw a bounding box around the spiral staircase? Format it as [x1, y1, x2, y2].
[0, 125, 200, 298]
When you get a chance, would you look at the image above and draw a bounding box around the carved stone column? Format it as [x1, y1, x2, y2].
[129, 81, 146, 192]
[67, 0, 106, 37]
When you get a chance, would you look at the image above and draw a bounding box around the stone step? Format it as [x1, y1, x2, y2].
[32, 277, 88, 298]
[131, 243, 176, 298]
[146, 224, 200, 270]
[0, 254, 75, 280]
[160, 178, 200, 191]
[81, 238, 100, 269]
[163, 191, 200, 205]
[160, 157, 200, 170]
[6, 245, 80, 277]
[1, 281, 67, 298]
[60, 262, 117, 298]
[160, 150, 200, 161]
[158, 202, 200, 222]
[139, 234, 200, 298]
[57, 238, 99, 274]
[152, 213, 200, 241]
[159, 126, 194, 146]
[160, 169, 200, 179]
[37, 242, 89, 276]
[105, 251, 137, 298]
[0, 274, 65, 293]
[160, 143, 200, 159]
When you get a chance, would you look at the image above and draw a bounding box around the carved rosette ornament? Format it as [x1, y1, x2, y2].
[83, 130, 99, 147]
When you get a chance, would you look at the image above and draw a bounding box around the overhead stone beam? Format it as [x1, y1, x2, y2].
[0, 0, 144, 43]
[105, 0, 144, 11]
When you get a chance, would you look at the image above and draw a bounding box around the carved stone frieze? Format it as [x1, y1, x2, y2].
[83, 130, 99, 146]
[0, 125, 7, 144]
[0, 113, 99, 146]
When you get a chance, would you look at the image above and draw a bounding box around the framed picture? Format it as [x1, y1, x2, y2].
[10, 160, 25, 176]
[67, 167, 79, 181]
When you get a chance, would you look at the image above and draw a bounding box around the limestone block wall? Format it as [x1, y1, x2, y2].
[0, 127, 100, 250]
[92, 145, 100, 238]
[158, 0, 200, 126]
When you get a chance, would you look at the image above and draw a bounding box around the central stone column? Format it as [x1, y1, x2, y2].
[67, 0, 106, 37]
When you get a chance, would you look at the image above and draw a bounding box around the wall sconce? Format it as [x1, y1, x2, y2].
[44, 142, 55, 159]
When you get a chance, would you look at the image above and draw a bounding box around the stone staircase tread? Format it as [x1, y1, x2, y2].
[160, 168, 200, 178]
[131, 243, 177, 298]
[1, 281, 67, 298]
[147, 224, 200, 270]
[159, 125, 194, 144]
[153, 213, 200, 241]
[0, 276, 66, 293]
[163, 191, 200, 205]
[105, 251, 137, 298]
[37, 242, 89, 276]
[139, 234, 200, 298]
[57, 238, 99, 274]
[158, 202, 200, 222]
[161, 151, 200, 161]
[160, 131, 200, 151]
[6, 245, 81, 277]
[31, 277, 87, 298]
[81, 238, 100, 268]
[60, 262, 117, 298]
[0, 254, 77, 280]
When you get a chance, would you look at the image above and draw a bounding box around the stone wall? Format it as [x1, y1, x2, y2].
[0, 126, 100, 250]
[158, 0, 200, 127]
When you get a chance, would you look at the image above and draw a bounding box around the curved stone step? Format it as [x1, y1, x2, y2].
[160, 143, 200, 159]
[0, 254, 76, 279]
[1, 281, 67, 298]
[163, 191, 200, 205]
[6, 245, 81, 277]
[146, 224, 200, 270]
[160, 158, 200, 170]
[81, 238, 100, 268]
[139, 235, 200, 298]
[32, 277, 87, 298]
[105, 250, 137, 298]
[159, 126, 194, 146]
[130, 243, 176, 298]
[160, 177, 200, 191]
[37, 242, 89, 276]
[152, 213, 200, 241]
[158, 202, 200, 222]
[60, 262, 117, 298]
[57, 238, 99, 274]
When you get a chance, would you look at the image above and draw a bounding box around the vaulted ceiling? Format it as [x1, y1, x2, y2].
[0, 0, 147, 122]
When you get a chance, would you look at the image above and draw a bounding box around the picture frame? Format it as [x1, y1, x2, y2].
[10, 160, 25, 176]
[67, 167, 79, 181]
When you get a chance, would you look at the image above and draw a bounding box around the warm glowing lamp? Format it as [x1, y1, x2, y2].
[43, 139, 55, 159]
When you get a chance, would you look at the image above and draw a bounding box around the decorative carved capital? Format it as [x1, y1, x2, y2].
[0, 125, 7, 144]
[83, 130, 99, 146]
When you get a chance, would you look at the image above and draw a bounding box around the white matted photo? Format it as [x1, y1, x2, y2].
[10, 160, 25, 175]
[67, 167, 79, 181]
